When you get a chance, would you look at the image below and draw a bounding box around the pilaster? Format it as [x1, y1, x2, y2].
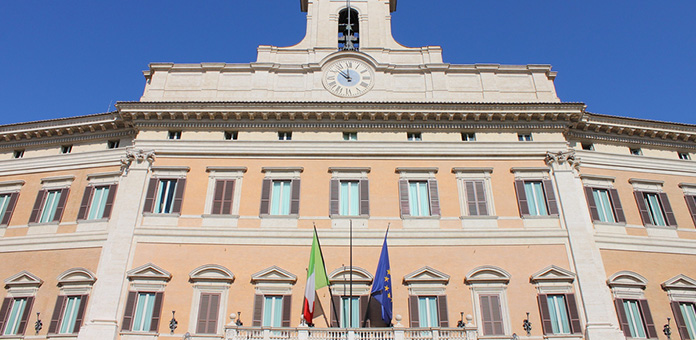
[546, 151, 625, 340]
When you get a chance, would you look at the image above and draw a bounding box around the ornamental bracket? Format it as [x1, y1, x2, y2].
[545, 151, 580, 171]
[120, 149, 156, 174]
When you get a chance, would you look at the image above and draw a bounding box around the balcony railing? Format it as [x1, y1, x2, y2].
[225, 326, 480, 340]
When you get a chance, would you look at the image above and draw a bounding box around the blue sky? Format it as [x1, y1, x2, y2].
[0, 1, 694, 125]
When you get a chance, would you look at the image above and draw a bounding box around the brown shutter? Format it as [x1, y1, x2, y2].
[121, 292, 137, 331]
[360, 179, 370, 216]
[52, 188, 70, 222]
[428, 180, 440, 216]
[515, 180, 530, 216]
[330, 179, 340, 216]
[207, 293, 220, 333]
[537, 294, 552, 335]
[359, 295, 369, 326]
[399, 180, 410, 217]
[584, 187, 600, 221]
[149, 292, 164, 332]
[290, 179, 301, 215]
[489, 295, 504, 335]
[330, 295, 340, 327]
[565, 293, 582, 334]
[29, 190, 47, 223]
[197, 293, 211, 333]
[659, 192, 678, 226]
[686, 195, 696, 227]
[72, 295, 88, 333]
[77, 186, 94, 220]
[143, 178, 158, 213]
[212, 180, 225, 215]
[259, 179, 272, 215]
[0, 298, 11, 334]
[1, 192, 19, 226]
[634, 191, 652, 225]
[281, 295, 292, 327]
[614, 298, 632, 337]
[480, 294, 504, 335]
[171, 178, 186, 214]
[609, 188, 626, 223]
[408, 296, 419, 327]
[465, 181, 478, 216]
[222, 180, 235, 215]
[252, 294, 264, 326]
[638, 299, 658, 338]
[48, 295, 67, 334]
[102, 184, 118, 219]
[543, 180, 558, 215]
[475, 181, 488, 216]
[671, 301, 690, 340]
[17, 296, 34, 335]
[437, 295, 448, 327]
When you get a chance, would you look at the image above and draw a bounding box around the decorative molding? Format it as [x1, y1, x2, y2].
[57, 268, 97, 286]
[127, 263, 172, 282]
[403, 266, 450, 285]
[530, 265, 576, 285]
[250, 266, 297, 285]
[451, 167, 493, 173]
[261, 167, 304, 173]
[206, 166, 248, 173]
[662, 274, 696, 292]
[328, 167, 371, 173]
[566, 130, 696, 150]
[579, 174, 615, 182]
[465, 266, 511, 285]
[545, 151, 580, 171]
[120, 148, 155, 173]
[628, 178, 665, 185]
[395, 167, 438, 174]
[5, 270, 43, 289]
[607, 271, 648, 289]
[328, 266, 374, 285]
[189, 264, 235, 284]
[0, 130, 135, 150]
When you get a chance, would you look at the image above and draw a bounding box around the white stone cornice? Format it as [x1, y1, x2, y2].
[576, 150, 696, 176]
[0, 231, 108, 253]
[0, 113, 134, 146]
[0, 129, 134, 150]
[595, 232, 696, 255]
[0, 149, 124, 176]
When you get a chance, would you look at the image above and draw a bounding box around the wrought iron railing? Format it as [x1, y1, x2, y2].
[225, 327, 478, 340]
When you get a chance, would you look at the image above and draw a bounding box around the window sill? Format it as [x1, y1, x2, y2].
[27, 221, 60, 226]
[77, 218, 109, 223]
[331, 218, 368, 229]
[76, 218, 110, 232]
[593, 221, 627, 226]
[47, 334, 79, 339]
[521, 215, 560, 229]
[201, 214, 239, 228]
[259, 216, 299, 229]
[141, 213, 180, 227]
[402, 218, 440, 229]
[118, 331, 159, 340]
[521, 214, 559, 219]
[402, 215, 441, 220]
[460, 216, 498, 229]
[543, 334, 583, 340]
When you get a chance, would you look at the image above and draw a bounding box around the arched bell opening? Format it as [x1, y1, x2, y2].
[338, 7, 360, 51]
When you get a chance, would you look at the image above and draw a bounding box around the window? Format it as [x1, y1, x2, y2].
[418, 297, 439, 327]
[260, 178, 301, 216]
[531, 266, 582, 336]
[686, 194, 696, 227]
[634, 191, 677, 227]
[278, 131, 292, 140]
[343, 132, 357, 141]
[250, 266, 295, 328]
[189, 265, 233, 335]
[263, 296, 283, 327]
[78, 185, 117, 220]
[407, 132, 422, 141]
[514, 180, 558, 217]
[61, 145, 72, 154]
[122, 263, 170, 333]
[29, 188, 70, 224]
[399, 180, 439, 217]
[679, 152, 692, 160]
[143, 178, 186, 214]
[479, 294, 505, 335]
[404, 267, 449, 328]
[619, 299, 649, 338]
[673, 302, 696, 339]
[608, 271, 658, 339]
[461, 133, 476, 141]
[224, 131, 238, 140]
[464, 181, 488, 216]
[465, 266, 511, 336]
[196, 293, 221, 334]
[581, 142, 594, 150]
[49, 295, 87, 334]
[0, 297, 31, 335]
[211, 180, 235, 215]
[0, 192, 19, 226]
[107, 140, 120, 149]
[545, 295, 571, 334]
[518, 133, 532, 141]
[330, 179, 369, 217]
[167, 131, 182, 140]
[12, 150, 24, 159]
[340, 297, 360, 328]
[584, 187, 626, 223]
[630, 148, 643, 156]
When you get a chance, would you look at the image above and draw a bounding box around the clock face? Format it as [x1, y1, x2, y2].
[322, 59, 375, 98]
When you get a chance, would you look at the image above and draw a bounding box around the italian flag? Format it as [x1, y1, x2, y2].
[302, 228, 330, 324]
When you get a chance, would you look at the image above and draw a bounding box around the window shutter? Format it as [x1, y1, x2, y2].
[638, 299, 658, 338]
[480, 294, 504, 335]
[437, 295, 448, 327]
[671, 301, 690, 340]
[290, 179, 301, 215]
[542, 180, 559, 215]
[0, 192, 19, 226]
[565, 293, 582, 334]
[399, 180, 410, 217]
[330, 295, 340, 327]
[48, 295, 67, 334]
[408, 296, 419, 327]
[465, 181, 478, 216]
[329, 179, 340, 216]
[614, 298, 632, 337]
[609, 188, 626, 223]
[121, 292, 137, 331]
[17, 296, 34, 335]
[659, 192, 678, 226]
[197, 293, 211, 333]
[515, 180, 530, 216]
[77, 186, 94, 220]
[29, 190, 47, 223]
[143, 178, 158, 213]
[474, 181, 488, 216]
[72, 294, 89, 333]
[212, 180, 226, 215]
[0, 297, 11, 334]
[207, 293, 220, 334]
[252, 294, 264, 326]
[359, 295, 369, 327]
[686, 195, 696, 227]
[584, 187, 600, 221]
[428, 180, 441, 216]
[52, 188, 70, 222]
[259, 179, 272, 215]
[149, 292, 164, 332]
[360, 179, 370, 216]
[537, 294, 552, 335]
[634, 191, 652, 226]
[102, 184, 118, 219]
[282, 295, 292, 327]
[171, 178, 186, 214]
[222, 180, 235, 215]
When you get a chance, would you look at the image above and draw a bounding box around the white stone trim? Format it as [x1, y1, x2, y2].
[86, 171, 122, 185]
[126, 263, 171, 292]
[4, 271, 43, 297]
[150, 166, 190, 178]
[580, 174, 616, 188]
[403, 266, 449, 295]
[629, 178, 665, 192]
[679, 183, 696, 196]
[607, 271, 648, 300]
[662, 275, 696, 303]
[203, 168, 246, 218]
[56, 268, 96, 295]
[251, 266, 297, 295]
[510, 167, 551, 180]
[261, 167, 303, 179]
[329, 266, 373, 296]
[465, 266, 512, 337]
[452, 168, 496, 218]
[40, 175, 75, 189]
[530, 266, 576, 294]
[465, 266, 511, 285]
[188, 265, 234, 336]
[0, 180, 24, 193]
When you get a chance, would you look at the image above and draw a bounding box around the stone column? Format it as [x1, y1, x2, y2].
[77, 149, 155, 340]
[546, 151, 625, 340]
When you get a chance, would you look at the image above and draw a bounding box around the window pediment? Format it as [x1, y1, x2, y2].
[466, 266, 511, 285]
[403, 266, 449, 286]
[189, 264, 234, 284]
[251, 266, 297, 285]
[530, 265, 575, 285]
[607, 271, 648, 289]
[662, 274, 696, 292]
[329, 266, 373, 285]
[57, 268, 97, 286]
[5, 270, 43, 289]
[127, 263, 172, 282]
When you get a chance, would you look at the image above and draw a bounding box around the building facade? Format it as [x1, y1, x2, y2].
[1, 1, 696, 340]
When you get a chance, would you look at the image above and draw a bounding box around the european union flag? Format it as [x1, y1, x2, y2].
[370, 229, 393, 325]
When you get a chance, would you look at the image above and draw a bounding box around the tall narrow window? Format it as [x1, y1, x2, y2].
[155, 180, 178, 214]
[211, 180, 235, 215]
[418, 297, 439, 327]
[78, 185, 117, 220]
[133, 293, 156, 332]
[524, 181, 548, 216]
[399, 177, 440, 218]
[58, 296, 83, 334]
[259, 175, 301, 217]
[409, 181, 431, 217]
[546, 295, 571, 334]
[339, 181, 360, 216]
[263, 296, 283, 327]
[196, 293, 221, 334]
[464, 181, 488, 216]
[329, 175, 369, 217]
[675, 302, 696, 339]
[338, 7, 359, 50]
[270, 181, 292, 215]
[41, 190, 62, 223]
[634, 189, 677, 227]
[622, 300, 647, 338]
[515, 179, 558, 217]
[143, 178, 186, 215]
[30, 188, 70, 224]
[479, 294, 504, 335]
[1, 298, 28, 335]
[592, 189, 615, 223]
[644, 193, 666, 226]
[340, 297, 360, 328]
[584, 186, 626, 224]
[0, 192, 19, 226]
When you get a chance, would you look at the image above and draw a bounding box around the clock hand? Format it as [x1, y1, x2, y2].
[338, 70, 350, 79]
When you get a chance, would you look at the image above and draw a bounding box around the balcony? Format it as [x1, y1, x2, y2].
[224, 327, 481, 340]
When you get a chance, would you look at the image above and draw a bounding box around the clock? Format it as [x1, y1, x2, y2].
[322, 59, 375, 98]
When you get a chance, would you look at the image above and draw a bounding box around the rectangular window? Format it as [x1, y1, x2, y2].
[418, 297, 439, 327]
[58, 296, 82, 334]
[211, 180, 235, 215]
[585, 187, 626, 224]
[278, 132, 292, 141]
[196, 293, 220, 334]
[29, 188, 69, 224]
[524, 181, 548, 216]
[399, 179, 439, 218]
[107, 140, 120, 149]
[154, 180, 178, 214]
[581, 143, 594, 150]
[408, 181, 431, 217]
[40, 190, 62, 223]
[13, 150, 24, 159]
[167, 131, 182, 140]
[61, 145, 72, 154]
[343, 132, 357, 141]
[461, 132, 476, 141]
[48, 295, 88, 334]
[679, 152, 692, 160]
[339, 181, 360, 216]
[592, 188, 616, 223]
[330, 178, 368, 217]
[0, 193, 18, 226]
[263, 296, 283, 327]
[260, 178, 300, 216]
[270, 180, 292, 215]
[479, 294, 504, 335]
[677, 302, 696, 339]
[78, 185, 117, 221]
[143, 178, 186, 215]
[518, 133, 532, 141]
[224, 131, 238, 140]
[623, 299, 647, 338]
[643, 193, 666, 226]
[547, 295, 571, 334]
[630, 148, 643, 156]
[340, 297, 360, 328]
[132, 293, 156, 332]
[407, 132, 422, 141]
[686, 195, 696, 227]
[464, 181, 488, 216]
[2, 298, 27, 335]
[87, 186, 110, 220]
[121, 291, 163, 333]
[635, 191, 676, 227]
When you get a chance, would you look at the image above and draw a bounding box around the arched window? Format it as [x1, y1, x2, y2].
[338, 8, 359, 50]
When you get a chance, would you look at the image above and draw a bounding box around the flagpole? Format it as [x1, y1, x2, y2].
[349, 219, 353, 328]
[314, 225, 341, 327]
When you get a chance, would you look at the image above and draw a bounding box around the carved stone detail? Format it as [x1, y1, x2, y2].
[545, 151, 580, 171]
[120, 149, 155, 173]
